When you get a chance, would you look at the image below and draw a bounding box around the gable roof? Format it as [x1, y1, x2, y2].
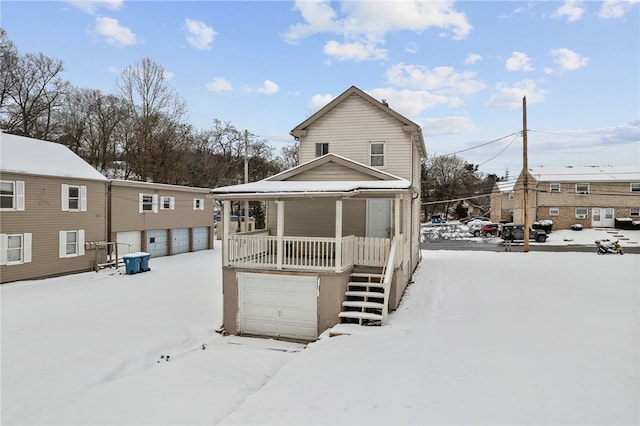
[0, 132, 107, 181]
[527, 166, 640, 182]
[289, 86, 427, 158]
[210, 153, 411, 199]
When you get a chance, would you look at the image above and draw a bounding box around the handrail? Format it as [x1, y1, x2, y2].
[381, 236, 398, 325]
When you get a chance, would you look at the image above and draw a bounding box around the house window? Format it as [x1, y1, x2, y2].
[550, 207, 560, 216]
[631, 207, 639, 217]
[315, 143, 329, 157]
[61, 184, 87, 211]
[575, 183, 589, 194]
[161, 196, 175, 210]
[370, 142, 385, 167]
[508, 191, 514, 200]
[0, 233, 32, 265]
[59, 230, 85, 258]
[1, 180, 25, 211]
[631, 183, 640, 192]
[193, 198, 204, 210]
[139, 194, 158, 213]
[575, 208, 588, 219]
[550, 183, 560, 193]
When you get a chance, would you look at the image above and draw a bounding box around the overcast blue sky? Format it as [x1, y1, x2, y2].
[2, 0, 639, 177]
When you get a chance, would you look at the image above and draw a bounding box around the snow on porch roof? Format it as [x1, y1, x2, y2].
[209, 179, 413, 199]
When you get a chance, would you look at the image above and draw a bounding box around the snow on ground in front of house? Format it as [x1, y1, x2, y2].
[1, 239, 639, 425]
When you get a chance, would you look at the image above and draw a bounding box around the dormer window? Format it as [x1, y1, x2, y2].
[370, 141, 385, 167]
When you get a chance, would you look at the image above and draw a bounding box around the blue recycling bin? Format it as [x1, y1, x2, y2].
[123, 254, 141, 275]
[139, 252, 151, 272]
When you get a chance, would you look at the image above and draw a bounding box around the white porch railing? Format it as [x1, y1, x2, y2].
[227, 233, 400, 271]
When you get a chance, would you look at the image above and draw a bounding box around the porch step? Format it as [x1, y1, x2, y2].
[338, 311, 383, 321]
[348, 281, 384, 290]
[350, 272, 383, 281]
[345, 290, 384, 299]
[342, 300, 384, 309]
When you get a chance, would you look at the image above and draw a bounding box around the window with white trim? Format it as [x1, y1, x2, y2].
[575, 208, 588, 219]
[369, 141, 385, 167]
[508, 191, 514, 200]
[1, 180, 25, 211]
[575, 183, 589, 194]
[139, 194, 158, 213]
[315, 143, 329, 157]
[631, 207, 639, 217]
[161, 196, 175, 210]
[61, 184, 87, 211]
[0, 233, 32, 265]
[549, 207, 560, 216]
[631, 183, 640, 192]
[193, 198, 204, 210]
[550, 183, 560, 193]
[59, 230, 85, 258]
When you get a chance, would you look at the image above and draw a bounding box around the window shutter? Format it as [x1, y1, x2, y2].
[78, 230, 85, 256]
[16, 181, 25, 211]
[80, 186, 87, 211]
[59, 231, 67, 258]
[138, 193, 144, 213]
[61, 184, 69, 211]
[152, 195, 158, 213]
[23, 233, 32, 263]
[0, 234, 7, 265]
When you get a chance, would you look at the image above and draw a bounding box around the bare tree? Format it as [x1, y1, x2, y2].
[278, 143, 299, 170]
[0, 28, 19, 113]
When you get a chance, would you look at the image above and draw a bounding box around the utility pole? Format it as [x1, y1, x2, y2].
[522, 96, 529, 253]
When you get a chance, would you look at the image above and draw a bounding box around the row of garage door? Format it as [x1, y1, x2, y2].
[116, 227, 211, 257]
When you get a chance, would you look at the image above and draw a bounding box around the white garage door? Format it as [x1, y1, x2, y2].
[147, 230, 168, 257]
[238, 273, 318, 341]
[116, 231, 141, 255]
[192, 227, 209, 251]
[171, 228, 190, 255]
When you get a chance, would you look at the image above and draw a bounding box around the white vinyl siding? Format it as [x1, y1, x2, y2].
[59, 230, 85, 258]
[139, 194, 158, 213]
[1, 180, 25, 211]
[161, 196, 175, 210]
[0, 233, 32, 265]
[61, 184, 87, 211]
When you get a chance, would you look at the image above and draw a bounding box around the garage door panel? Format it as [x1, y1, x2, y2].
[238, 273, 318, 341]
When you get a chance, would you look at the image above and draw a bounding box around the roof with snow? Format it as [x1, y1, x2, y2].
[528, 166, 640, 182]
[1, 132, 107, 181]
[210, 153, 412, 199]
[495, 180, 515, 192]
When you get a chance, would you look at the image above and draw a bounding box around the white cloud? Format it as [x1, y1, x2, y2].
[255, 80, 279, 95]
[505, 51, 534, 72]
[598, 0, 640, 19]
[418, 116, 481, 136]
[163, 71, 175, 81]
[95, 17, 136, 46]
[386, 63, 485, 95]
[368, 87, 452, 116]
[485, 80, 547, 109]
[550, 48, 589, 71]
[551, 0, 585, 22]
[323, 40, 387, 61]
[205, 77, 232, 92]
[185, 19, 216, 50]
[68, 0, 123, 14]
[307, 93, 335, 112]
[465, 53, 482, 65]
[108, 66, 120, 74]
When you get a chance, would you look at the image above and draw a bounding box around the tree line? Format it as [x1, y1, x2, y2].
[1, 28, 497, 222]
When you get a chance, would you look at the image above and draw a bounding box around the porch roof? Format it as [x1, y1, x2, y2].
[209, 179, 412, 200]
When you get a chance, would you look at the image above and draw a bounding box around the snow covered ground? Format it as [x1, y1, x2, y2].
[1, 231, 638, 425]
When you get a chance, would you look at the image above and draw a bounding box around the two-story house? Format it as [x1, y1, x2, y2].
[510, 166, 640, 230]
[210, 86, 426, 341]
[1, 133, 109, 283]
[489, 180, 515, 223]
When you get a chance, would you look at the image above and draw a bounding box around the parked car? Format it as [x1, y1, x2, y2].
[460, 215, 490, 224]
[501, 224, 547, 243]
[481, 223, 500, 237]
[468, 219, 492, 236]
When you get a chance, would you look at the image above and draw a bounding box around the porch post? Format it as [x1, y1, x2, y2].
[276, 200, 284, 270]
[394, 195, 401, 240]
[222, 200, 230, 267]
[335, 199, 343, 272]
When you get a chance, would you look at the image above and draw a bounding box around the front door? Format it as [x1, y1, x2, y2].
[592, 208, 615, 228]
[366, 199, 392, 238]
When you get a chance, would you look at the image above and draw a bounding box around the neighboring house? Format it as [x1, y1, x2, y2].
[110, 180, 214, 257]
[210, 86, 426, 341]
[509, 166, 640, 230]
[1, 133, 109, 284]
[489, 180, 515, 223]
